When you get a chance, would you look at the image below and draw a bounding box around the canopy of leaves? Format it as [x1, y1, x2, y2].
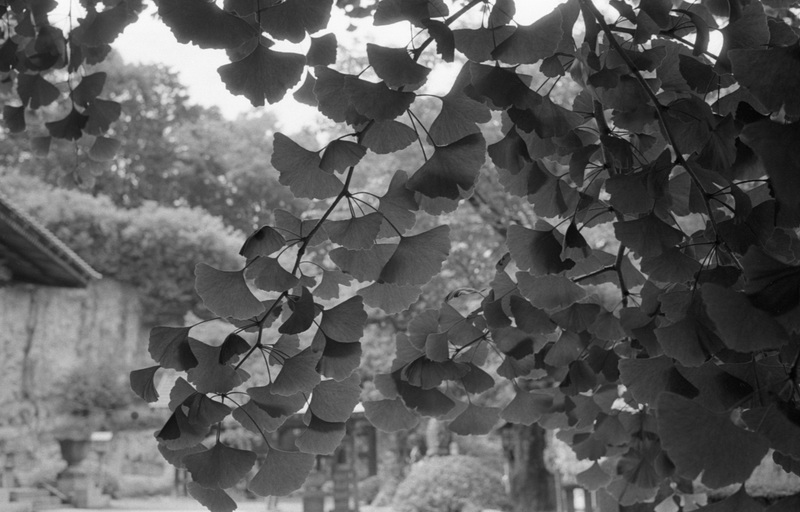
[5, 0, 800, 510]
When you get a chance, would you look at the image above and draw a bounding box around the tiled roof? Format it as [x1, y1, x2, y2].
[0, 190, 101, 287]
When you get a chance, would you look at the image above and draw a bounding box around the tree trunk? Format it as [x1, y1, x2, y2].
[502, 424, 557, 512]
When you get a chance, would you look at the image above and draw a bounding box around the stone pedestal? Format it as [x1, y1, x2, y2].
[56, 438, 109, 508]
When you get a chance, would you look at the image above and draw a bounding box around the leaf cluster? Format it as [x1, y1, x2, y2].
[6, 0, 800, 510]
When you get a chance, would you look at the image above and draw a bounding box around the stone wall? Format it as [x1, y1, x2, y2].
[0, 279, 147, 429]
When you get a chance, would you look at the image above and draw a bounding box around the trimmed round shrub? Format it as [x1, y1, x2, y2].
[392, 455, 509, 512]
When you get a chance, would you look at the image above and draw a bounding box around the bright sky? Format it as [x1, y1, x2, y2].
[112, 1, 568, 130]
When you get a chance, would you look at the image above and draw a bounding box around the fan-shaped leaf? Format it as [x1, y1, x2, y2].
[319, 296, 367, 343]
[130, 365, 160, 403]
[279, 287, 317, 335]
[319, 140, 366, 173]
[46, 108, 88, 141]
[309, 373, 361, 422]
[247, 257, 298, 293]
[367, 43, 430, 90]
[657, 392, 769, 488]
[259, 0, 333, 43]
[614, 215, 684, 259]
[272, 132, 342, 200]
[516, 273, 587, 312]
[186, 482, 236, 512]
[576, 461, 613, 492]
[84, 99, 121, 135]
[271, 347, 322, 396]
[71, 72, 106, 107]
[295, 415, 347, 455]
[218, 333, 250, 365]
[187, 339, 249, 394]
[184, 442, 256, 489]
[318, 336, 361, 381]
[195, 264, 265, 320]
[218, 42, 305, 106]
[17, 71, 60, 110]
[248, 449, 315, 496]
[448, 403, 501, 435]
[306, 33, 336, 67]
[149, 326, 197, 371]
[326, 212, 382, 250]
[359, 283, 422, 314]
[379, 226, 450, 286]
[361, 120, 417, 154]
[156, 0, 256, 49]
[407, 133, 486, 201]
[377, 170, 418, 237]
[492, 7, 562, 64]
[240, 226, 285, 261]
[363, 398, 419, 432]
[345, 77, 415, 121]
[507, 224, 574, 276]
[314, 269, 352, 300]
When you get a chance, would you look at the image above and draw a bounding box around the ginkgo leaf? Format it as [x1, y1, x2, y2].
[46, 108, 88, 141]
[361, 120, 417, 154]
[87, 136, 120, 162]
[448, 403, 501, 435]
[510, 296, 557, 335]
[3, 105, 25, 133]
[314, 269, 352, 300]
[313, 67, 368, 125]
[218, 41, 305, 106]
[460, 365, 495, 394]
[576, 462, 613, 492]
[149, 326, 198, 371]
[309, 373, 360, 423]
[640, 248, 701, 284]
[184, 392, 234, 429]
[742, 404, 800, 461]
[232, 400, 290, 434]
[367, 43, 430, 90]
[701, 283, 789, 352]
[248, 449, 315, 496]
[396, 379, 455, 417]
[84, 99, 122, 135]
[614, 215, 684, 259]
[657, 392, 769, 488]
[259, 0, 333, 43]
[330, 243, 397, 282]
[247, 257, 298, 293]
[295, 415, 347, 455]
[551, 303, 600, 333]
[325, 213, 382, 250]
[407, 133, 486, 201]
[247, 385, 307, 418]
[187, 339, 249, 394]
[379, 226, 450, 286]
[195, 263, 265, 320]
[429, 91, 492, 146]
[159, 443, 206, 469]
[358, 283, 422, 314]
[169, 378, 198, 411]
[319, 296, 367, 343]
[363, 398, 419, 432]
[507, 224, 574, 276]
[377, 170, 418, 238]
[373, 0, 448, 26]
[218, 333, 250, 365]
[730, 45, 800, 117]
[240, 226, 285, 261]
[423, 19, 454, 62]
[73, 3, 136, 46]
[279, 287, 317, 335]
[740, 120, 800, 222]
[70, 72, 106, 107]
[492, 7, 562, 64]
[306, 33, 336, 67]
[319, 140, 366, 173]
[619, 356, 697, 406]
[17, 72, 60, 110]
[741, 247, 800, 315]
[344, 77, 416, 121]
[183, 442, 256, 489]
[272, 132, 342, 200]
[453, 27, 516, 63]
[318, 336, 362, 381]
[271, 347, 321, 396]
[500, 390, 553, 427]
[187, 482, 237, 512]
[156, 0, 256, 49]
[516, 273, 587, 312]
[156, 408, 211, 450]
[130, 365, 160, 403]
[488, 0, 515, 26]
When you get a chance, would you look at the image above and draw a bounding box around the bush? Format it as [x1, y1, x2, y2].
[392, 455, 509, 512]
[1, 173, 242, 324]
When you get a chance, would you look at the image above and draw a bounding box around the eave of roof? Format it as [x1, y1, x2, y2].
[0, 190, 101, 288]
